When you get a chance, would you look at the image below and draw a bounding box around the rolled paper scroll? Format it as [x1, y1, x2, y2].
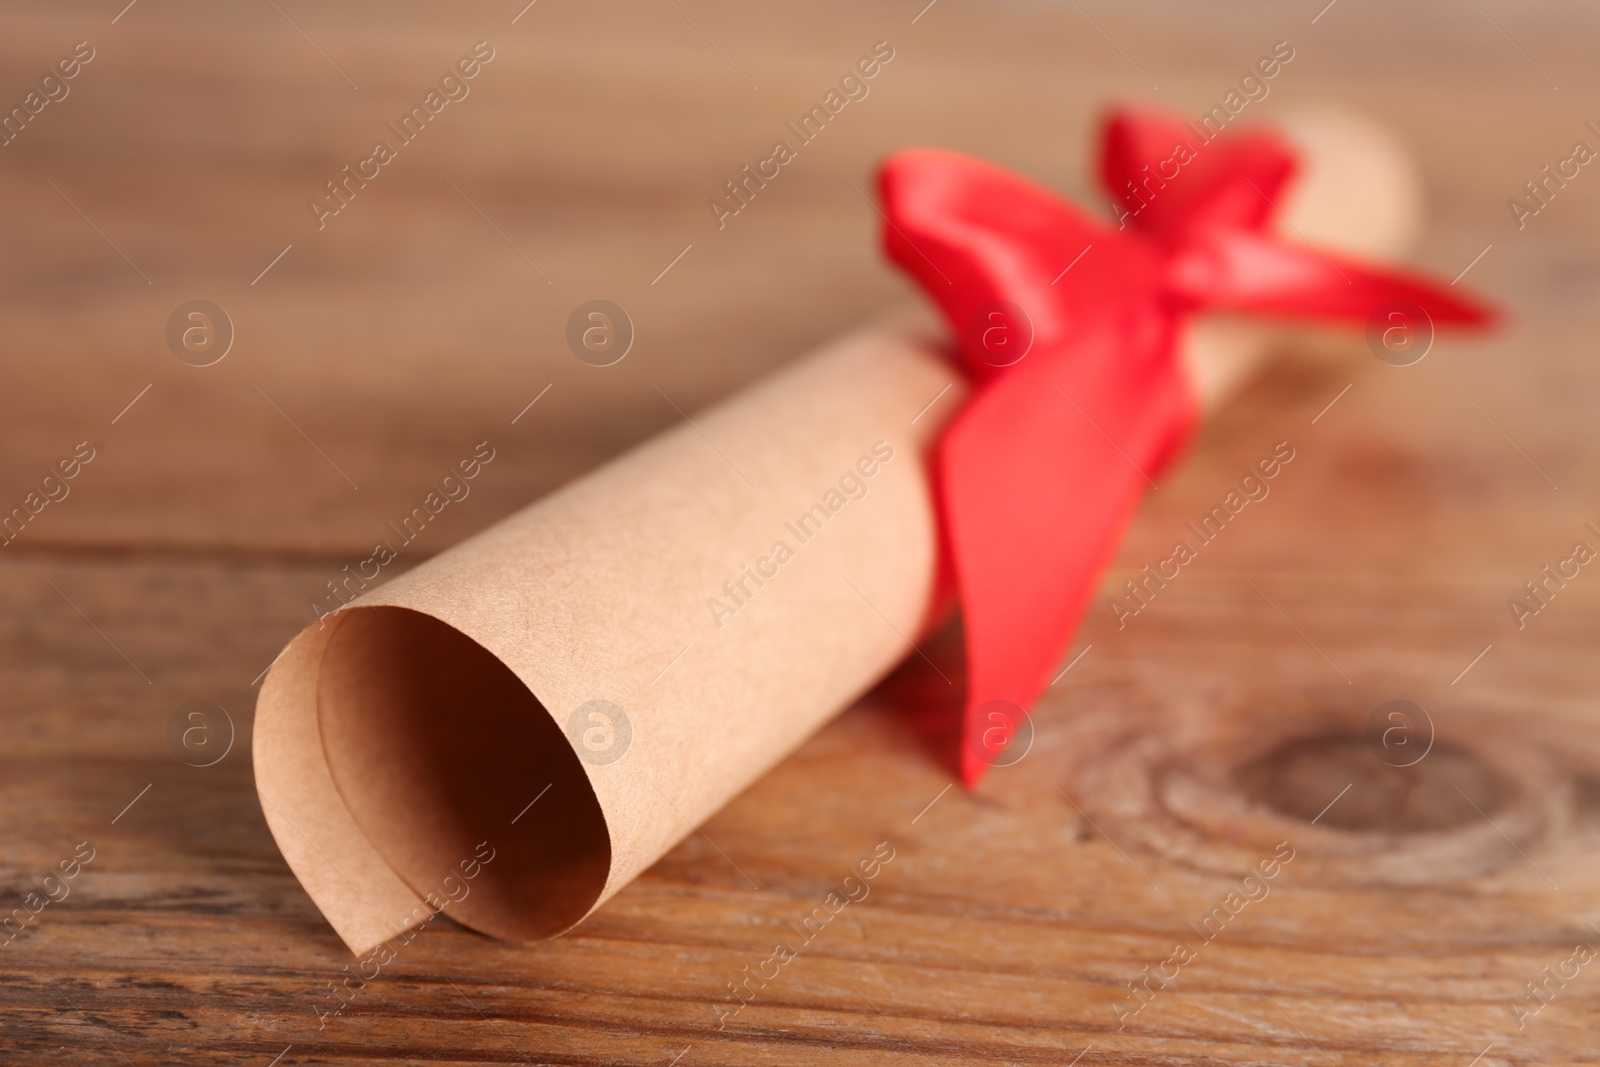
[254, 106, 1492, 952]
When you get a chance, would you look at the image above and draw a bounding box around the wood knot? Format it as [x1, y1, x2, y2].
[1057, 688, 1598, 890]
[1235, 734, 1512, 834]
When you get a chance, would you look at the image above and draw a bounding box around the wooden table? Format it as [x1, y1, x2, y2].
[3, 1, 1598, 1063]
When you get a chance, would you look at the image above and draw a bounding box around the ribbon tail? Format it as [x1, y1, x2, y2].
[1172, 229, 1499, 327]
[942, 318, 1195, 787]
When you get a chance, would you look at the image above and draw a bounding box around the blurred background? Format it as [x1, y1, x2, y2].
[1, 0, 1594, 556]
[3, 1, 1599, 1064]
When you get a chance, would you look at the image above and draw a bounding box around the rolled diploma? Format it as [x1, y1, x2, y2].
[254, 107, 1420, 953]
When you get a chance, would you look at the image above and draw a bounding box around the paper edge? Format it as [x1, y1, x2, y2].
[253, 612, 428, 955]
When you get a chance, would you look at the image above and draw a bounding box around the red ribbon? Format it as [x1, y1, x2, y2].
[877, 107, 1495, 787]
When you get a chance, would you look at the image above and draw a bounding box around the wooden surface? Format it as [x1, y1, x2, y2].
[4, 1, 1600, 1063]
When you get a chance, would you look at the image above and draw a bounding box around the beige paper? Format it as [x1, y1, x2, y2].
[257, 320, 961, 953]
[254, 106, 1417, 954]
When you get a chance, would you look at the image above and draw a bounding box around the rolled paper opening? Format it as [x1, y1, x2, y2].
[315, 606, 612, 942]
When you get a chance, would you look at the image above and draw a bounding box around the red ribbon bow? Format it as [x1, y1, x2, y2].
[877, 107, 1494, 787]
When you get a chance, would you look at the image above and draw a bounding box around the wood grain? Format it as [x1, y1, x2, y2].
[3, 0, 1600, 1063]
